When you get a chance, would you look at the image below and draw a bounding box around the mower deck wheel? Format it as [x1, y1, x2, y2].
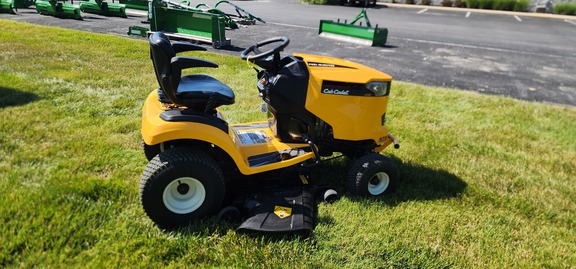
[346, 153, 398, 197]
[139, 147, 225, 228]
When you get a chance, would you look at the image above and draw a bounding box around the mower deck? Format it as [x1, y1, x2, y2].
[236, 187, 316, 234]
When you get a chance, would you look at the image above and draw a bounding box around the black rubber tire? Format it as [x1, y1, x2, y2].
[142, 140, 162, 161]
[139, 147, 226, 228]
[346, 153, 399, 197]
[218, 206, 242, 223]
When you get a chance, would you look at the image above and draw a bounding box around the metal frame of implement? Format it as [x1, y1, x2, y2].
[319, 8, 388, 47]
[35, 0, 83, 20]
[79, 0, 127, 18]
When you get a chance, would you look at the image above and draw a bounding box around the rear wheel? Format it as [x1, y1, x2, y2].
[139, 147, 225, 228]
[346, 153, 398, 197]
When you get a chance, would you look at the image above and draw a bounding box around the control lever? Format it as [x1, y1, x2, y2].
[256, 70, 269, 98]
[302, 134, 320, 165]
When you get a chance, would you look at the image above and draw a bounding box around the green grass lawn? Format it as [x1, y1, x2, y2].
[1, 19, 575, 268]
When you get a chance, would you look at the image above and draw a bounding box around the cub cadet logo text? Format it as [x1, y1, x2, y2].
[323, 88, 350, 95]
[309, 62, 335, 67]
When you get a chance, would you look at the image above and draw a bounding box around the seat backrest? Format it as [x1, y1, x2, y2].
[149, 32, 179, 104]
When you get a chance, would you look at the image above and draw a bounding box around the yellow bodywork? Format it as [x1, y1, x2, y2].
[142, 53, 397, 175]
[141, 91, 314, 175]
[295, 53, 394, 149]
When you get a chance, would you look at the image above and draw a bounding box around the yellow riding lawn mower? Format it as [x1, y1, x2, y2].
[140, 32, 400, 233]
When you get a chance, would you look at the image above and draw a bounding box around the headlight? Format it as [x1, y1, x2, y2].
[366, 81, 389, 96]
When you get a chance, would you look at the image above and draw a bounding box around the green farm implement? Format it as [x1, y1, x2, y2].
[119, 0, 146, 10]
[148, 0, 230, 48]
[199, 0, 265, 26]
[163, 0, 264, 29]
[79, 0, 127, 17]
[127, 0, 265, 48]
[319, 8, 388, 47]
[1, 0, 39, 14]
[13, 0, 34, 8]
[0, 0, 14, 13]
[35, 0, 83, 20]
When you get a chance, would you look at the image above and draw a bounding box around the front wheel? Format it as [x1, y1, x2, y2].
[346, 153, 399, 197]
[142, 140, 161, 161]
[139, 147, 226, 228]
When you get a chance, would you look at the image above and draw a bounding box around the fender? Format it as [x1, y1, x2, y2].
[141, 91, 315, 175]
[142, 90, 243, 163]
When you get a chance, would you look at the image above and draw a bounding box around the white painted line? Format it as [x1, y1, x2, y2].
[269, 22, 316, 30]
[417, 8, 428, 14]
[389, 36, 576, 61]
[126, 9, 148, 16]
[319, 32, 373, 46]
[514, 15, 522, 22]
[565, 19, 576, 26]
[465, 11, 471, 18]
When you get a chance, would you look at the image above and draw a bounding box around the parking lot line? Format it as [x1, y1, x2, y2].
[565, 19, 576, 26]
[465, 11, 471, 18]
[391, 36, 574, 60]
[269, 22, 316, 30]
[417, 8, 428, 14]
[514, 15, 522, 22]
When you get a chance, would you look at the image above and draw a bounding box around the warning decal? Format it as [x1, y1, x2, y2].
[273, 206, 292, 219]
[236, 130, 271, 145]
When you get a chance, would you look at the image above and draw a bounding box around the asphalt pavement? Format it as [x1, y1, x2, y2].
[1, 0, 575, 106]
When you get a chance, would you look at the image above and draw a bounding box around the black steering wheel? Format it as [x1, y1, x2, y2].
[240, 37, 290, 62]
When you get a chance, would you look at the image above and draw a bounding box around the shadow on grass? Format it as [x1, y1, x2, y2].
[348, 156, 468, 206]
[218, 45, 246, 53]
[163, 156, 466, 239]
[399, 157, 467, 201]
[0, 86, 39, 108]
[309, 155, 467, 205]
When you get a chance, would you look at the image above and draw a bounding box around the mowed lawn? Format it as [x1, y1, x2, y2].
[1, 19, 575, 268]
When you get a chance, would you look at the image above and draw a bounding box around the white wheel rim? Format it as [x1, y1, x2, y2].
[163, 177, 205, 214]
[368, 172, 390, 195]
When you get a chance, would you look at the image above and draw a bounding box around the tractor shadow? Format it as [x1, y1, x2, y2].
[169, 156, 466, 239]
[218, 45, 246, 53]
[0, 87, 39, 108]
[324, 156, 467, 205]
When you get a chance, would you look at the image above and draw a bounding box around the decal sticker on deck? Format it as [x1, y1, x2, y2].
[274, 206, 292, 219]
[236, 130, 271, 145]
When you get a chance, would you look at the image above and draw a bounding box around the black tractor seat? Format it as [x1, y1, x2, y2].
[149, 32, 235, 112]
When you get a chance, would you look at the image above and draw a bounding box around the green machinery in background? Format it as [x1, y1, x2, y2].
[128, 0, 265, 49]
[163, 0, 265, 29]
[79, 0, 127, 17]
[0, 0, 15, 13]
[13, 0, 34, 8]
[119, 0, 147, 10]
[148, 0, 231, 48]
[34, 0, 126, 19]
[1, 0, 35, 13]
[319, 8, 388, 47]
[35, 0, 83, 20]
[197, 0, 265, 27]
